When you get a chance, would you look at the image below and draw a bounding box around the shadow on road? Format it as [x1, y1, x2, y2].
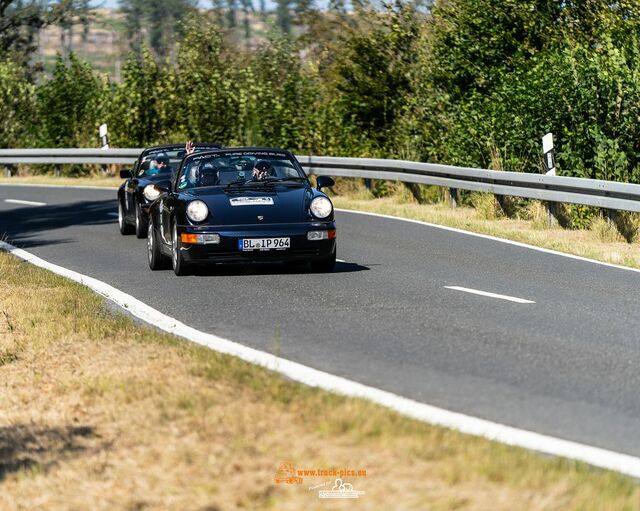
[0, 200, 115, 249]
[192, 259, 370, 277]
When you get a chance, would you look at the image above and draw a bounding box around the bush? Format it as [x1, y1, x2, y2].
[0, 60, 36, 148]
[37, 53, 105, 148]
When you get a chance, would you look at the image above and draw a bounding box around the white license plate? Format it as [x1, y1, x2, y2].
[239, 237, 290, 251]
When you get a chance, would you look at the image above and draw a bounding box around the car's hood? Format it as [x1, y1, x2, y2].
[182, 185, 314, 224]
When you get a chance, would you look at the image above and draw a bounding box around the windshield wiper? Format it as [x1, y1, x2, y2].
[225, 179, 274, 190]
[259, 177, 307, 184]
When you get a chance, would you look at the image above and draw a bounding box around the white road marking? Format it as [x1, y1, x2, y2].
[4, 199, 46, 206]
[445, 286, 535, 304]
[336, 258, 346, 263]
[336, 208, 640, 276]
[2, 239, 640, 478]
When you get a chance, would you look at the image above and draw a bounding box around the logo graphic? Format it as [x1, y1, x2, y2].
[274, 462, 303, 485]
[318, 478, 365, 499]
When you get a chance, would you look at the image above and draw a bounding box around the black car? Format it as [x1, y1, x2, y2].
[145, 148, 337, 275]
[117, 143, 221, 238]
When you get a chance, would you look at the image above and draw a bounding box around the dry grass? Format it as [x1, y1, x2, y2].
[331, 189, 640, 269]
[1, 252, 640, 509]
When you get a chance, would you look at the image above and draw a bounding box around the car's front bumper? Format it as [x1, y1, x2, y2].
[176, 222, 336, 263]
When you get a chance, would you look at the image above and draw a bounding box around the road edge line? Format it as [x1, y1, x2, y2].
[336, 208, 640, 275]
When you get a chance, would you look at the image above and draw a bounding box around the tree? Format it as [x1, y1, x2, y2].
[105, 47, 169, 146]
[276, 0, 292, 34]
[243, 36, 317, 148]
[36, 53, 105, 147]
[119, 0, 197, 59]
[226, 0, 237, 28]
[171, 17, 236, 143]
[0, 0, 81, 68]
[327, 4, 421, 153]
[0, 59, 36, 148]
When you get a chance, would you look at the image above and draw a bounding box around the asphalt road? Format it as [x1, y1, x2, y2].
[2, 184, 640, 457]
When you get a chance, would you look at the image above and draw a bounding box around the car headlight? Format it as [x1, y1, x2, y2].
[310, 196, 333, 219]
[186, 200, 209, 222]
[143, 184, 161, 201]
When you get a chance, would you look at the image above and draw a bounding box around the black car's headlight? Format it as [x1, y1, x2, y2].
[186, 200, 209, 222]
[143, 184, 161, 201]
[310, 196, 333, 219]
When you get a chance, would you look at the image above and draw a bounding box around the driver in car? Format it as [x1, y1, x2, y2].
[252, 160, 273, 181]
[156, 154, 171, 173]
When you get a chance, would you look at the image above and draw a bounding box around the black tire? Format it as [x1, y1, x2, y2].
[171, 220, 191, 276]
[310, 246, 337, 272]
[118, 197, 134, 235]
[147, 219, 170, 271]
[134, 199, 148, 239]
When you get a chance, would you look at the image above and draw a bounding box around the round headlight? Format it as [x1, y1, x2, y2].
[186, 200, 209, 222]
[143, 184, 161, 201]
[310, 196, 333, 219]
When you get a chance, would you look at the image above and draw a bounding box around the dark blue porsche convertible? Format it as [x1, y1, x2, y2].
[117, 143, 221, 238]
[145, 148, 337, 275]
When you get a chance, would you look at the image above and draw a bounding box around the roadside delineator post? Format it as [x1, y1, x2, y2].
[99, 123, 109, 175]
[99, 123, 109, 150]
[542, 133, 560, 227]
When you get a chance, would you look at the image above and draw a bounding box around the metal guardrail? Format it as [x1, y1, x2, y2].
[300, 156, 640, 213]
[3, 149, 640, 213]
[0, 148, 142, 165]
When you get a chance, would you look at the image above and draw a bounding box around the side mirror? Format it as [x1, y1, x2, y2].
[316, 175, 335, 191]
[120, 169, 133, 179]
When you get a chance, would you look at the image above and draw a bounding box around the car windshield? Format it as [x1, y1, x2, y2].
[176, 150, 307, 190]
[137, 149, 185, 177]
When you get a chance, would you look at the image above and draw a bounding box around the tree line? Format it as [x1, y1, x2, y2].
[3, 0, 640, 195]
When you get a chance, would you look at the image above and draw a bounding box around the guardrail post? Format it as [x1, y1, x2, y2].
[4, 165, 12, 177]
[364, 178, 372, 190]
[449, 188, 458, 208]
[606, 209, 616, 225]
[54, 164, 61, 177]
[546, 202, 560, 227]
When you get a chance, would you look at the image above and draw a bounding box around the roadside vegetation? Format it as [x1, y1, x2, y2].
[1, 251, 640, 510]
[4, 1, 640, 238]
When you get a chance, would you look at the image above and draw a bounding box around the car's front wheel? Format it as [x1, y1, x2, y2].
[310, 246, 336, 272]
[135, 199, 148, 239]
[148, 219, 169, 270]
[118, 198, 134, 235]
[172, 220, 191, 276]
